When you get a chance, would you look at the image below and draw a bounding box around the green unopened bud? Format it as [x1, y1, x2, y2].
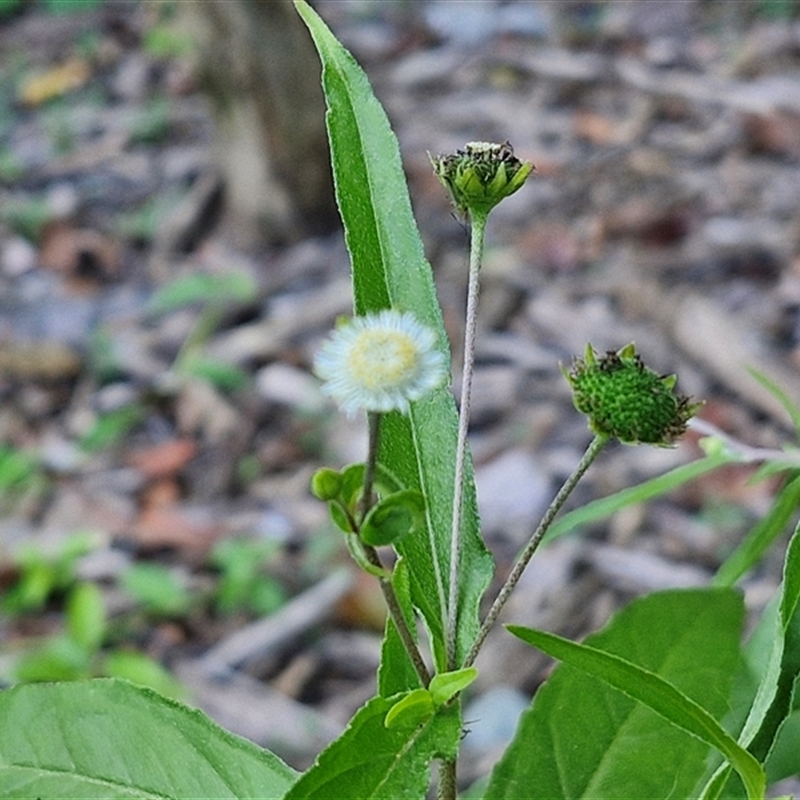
[565, 343, 702, 446]
[311, 467, 343, 501]
[431, 141, 534, 219]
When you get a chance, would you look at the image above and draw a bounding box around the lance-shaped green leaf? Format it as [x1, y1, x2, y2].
[0, 679, 296, 799]
[284, 694, 461, 800]
[295, 0, 493, 671]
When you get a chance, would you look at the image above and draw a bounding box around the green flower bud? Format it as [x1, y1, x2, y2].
[430, 141, 534, 219]
[310, 467, 343, 501]
[565, 343, 702, 446]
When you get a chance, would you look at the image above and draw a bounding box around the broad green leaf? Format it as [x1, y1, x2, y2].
[713, 473, 800, 587]
[295, 0, 493, 671]
[0, 679, 296, 799]
[545, 450, 735, 544]
[485, 589, 752, 800]
[508, 625, 763, 800]
[283, 694, 461, 800]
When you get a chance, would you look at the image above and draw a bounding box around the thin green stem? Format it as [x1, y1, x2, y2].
[358, 412, 382, 520]
[464, 434, 608, 669]
[446, 210, 487, 671]
[360, 543, 432, 687]
[357, 412, 431, 688]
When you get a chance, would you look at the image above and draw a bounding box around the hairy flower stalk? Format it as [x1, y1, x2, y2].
[313, 310, 446, 687]
[445, 209, 486, 670]
[464, 434, 607, 669]
[431, 142, 533, 670]
[465, 343, 701, 669]
[359, 412, 432, 687]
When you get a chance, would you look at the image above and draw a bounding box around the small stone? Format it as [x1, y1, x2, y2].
[1, 236, 37, 277]
[475, 448, 550, 540]
[256, 362, 326, 412]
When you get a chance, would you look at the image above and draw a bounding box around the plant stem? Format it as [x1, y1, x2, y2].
[358, 412, 382, 520]
[446, 210, 488, 670]
[358, 411, 431, 687]
[464, 434, 608, 669]
[437, 758, 457, 800]
[360, 543, 431, 688]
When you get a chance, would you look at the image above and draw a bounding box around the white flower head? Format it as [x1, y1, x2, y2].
[314, 309, 448, 417]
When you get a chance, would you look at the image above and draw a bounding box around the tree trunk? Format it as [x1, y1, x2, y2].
[186, 0, 338, 248]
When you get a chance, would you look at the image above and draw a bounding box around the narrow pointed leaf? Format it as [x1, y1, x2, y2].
[713, 473, 800, 587]
[545, 450, 735, 544]
[748, 525, 800, 764]
[295, 0, 492, 671]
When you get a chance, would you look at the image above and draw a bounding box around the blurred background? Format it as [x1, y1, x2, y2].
[1, 0, 800, 792]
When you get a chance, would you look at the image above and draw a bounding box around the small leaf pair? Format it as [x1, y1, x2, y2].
[311, 463, 425, 548]
[385, 667, 478, 729]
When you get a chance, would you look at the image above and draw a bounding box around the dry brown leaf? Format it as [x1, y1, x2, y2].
[19, 58, 91, 106]
[133, 504, 222, 553]
[127, 438, 197, 480]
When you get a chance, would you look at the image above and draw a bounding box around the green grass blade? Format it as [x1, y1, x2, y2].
[746, 366, 800, 439]
[713, 473, 800, 587]
[545, 450, 734, 544]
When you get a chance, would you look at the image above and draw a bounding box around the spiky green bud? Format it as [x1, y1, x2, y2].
[430, 141, 534, 219]
[565, 343, 702, 446]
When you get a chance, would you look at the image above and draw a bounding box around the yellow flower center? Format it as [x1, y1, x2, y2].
[349, 330, 417, 389]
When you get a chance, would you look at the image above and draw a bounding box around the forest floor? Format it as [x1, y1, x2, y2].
[1, 0, 800, 793]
